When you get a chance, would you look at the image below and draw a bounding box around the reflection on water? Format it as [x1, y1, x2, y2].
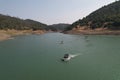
[84, 35, 93, 47]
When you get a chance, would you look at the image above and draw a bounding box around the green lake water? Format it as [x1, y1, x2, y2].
[0, 33, 120, 80]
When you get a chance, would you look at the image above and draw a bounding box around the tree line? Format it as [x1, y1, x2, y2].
[0, 14, 49, 30]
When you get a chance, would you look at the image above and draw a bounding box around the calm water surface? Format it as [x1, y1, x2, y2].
[0, 33, 120, 80]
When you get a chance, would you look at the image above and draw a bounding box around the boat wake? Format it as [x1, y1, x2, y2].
[69, 53, 81, 58]
[61, 53, 82, 61]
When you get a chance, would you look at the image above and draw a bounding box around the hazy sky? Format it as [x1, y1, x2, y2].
[0, 0, 115, 25]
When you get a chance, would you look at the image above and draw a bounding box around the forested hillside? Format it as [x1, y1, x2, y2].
[0, 14, 48, 30]
[66, 0, 120, 30]
[48, 23, 70, 31]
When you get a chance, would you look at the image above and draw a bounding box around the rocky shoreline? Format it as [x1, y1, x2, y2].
[64, 29, 120, 35]
[0, 30, 46, 41]
[1, 29, 120, 41]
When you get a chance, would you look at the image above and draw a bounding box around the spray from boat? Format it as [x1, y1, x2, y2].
[61, 53, 82, 61]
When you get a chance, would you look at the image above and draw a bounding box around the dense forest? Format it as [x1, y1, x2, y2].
[66, 0, 120, 30]
[0, 14, 49, 30]
[48, 23, 70, 31]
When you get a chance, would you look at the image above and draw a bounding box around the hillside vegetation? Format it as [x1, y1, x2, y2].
[0, 14, 49, 30]
[66, 0, 120, 30]
[48, 23, 70, 31]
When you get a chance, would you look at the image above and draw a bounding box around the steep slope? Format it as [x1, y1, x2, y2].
[66, 0, 120, 31]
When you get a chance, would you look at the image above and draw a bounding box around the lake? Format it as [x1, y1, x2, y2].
[0, 33, 120, 80]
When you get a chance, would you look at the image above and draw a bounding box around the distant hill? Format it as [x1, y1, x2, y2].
[66, 0, 120, 31]
[48, 23, 70, 31]
[0, 14, 49, 30]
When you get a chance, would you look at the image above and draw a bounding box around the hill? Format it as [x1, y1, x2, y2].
[66, 0, 120, 31]
[48, 23, 70, 31]
[0, 14, 48, 30]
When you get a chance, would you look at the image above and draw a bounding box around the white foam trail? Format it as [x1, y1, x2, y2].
[69, 53, 82, 58]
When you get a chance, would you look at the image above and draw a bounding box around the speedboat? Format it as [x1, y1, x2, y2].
[61, 54, 72, 61]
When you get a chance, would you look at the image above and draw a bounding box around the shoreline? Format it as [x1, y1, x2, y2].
[0, 30, 46, 41]
[1, 29, 120, 41]
[64, 30, 120, 35]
